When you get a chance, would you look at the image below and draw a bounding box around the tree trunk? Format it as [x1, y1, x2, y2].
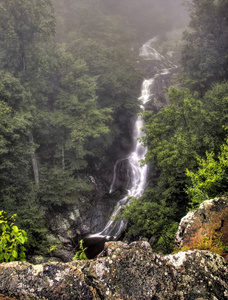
[62, 142, 65, 170]
[29, 132, 39, 186]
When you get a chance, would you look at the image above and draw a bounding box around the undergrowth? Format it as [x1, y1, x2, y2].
[175, 230, 228, 256]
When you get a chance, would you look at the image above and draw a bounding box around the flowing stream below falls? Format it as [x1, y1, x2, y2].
[84, 36, 177, 257]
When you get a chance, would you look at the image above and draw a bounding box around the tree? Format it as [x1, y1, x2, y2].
[181, 0, 228, 93]
[0, 72, 48, 252]
[0, 72, 32, 212]
[202, 82, 228, 150]
[68, 40, 142, 155]
[141, 88, 208, 211]
[34, 47, 112, 206]
[0, 0, 55, 75]
[0, 0, 56, 187]
[142, 83, 228, 208]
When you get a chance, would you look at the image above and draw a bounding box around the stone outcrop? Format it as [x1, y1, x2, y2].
[0, 241, 228, 299]
[176, 197, 228, 252]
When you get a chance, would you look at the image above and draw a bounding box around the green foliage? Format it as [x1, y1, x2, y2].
[153, 222, 179, 254]
[54, 0, 142, 150]
[49, 245, 57, 252]
[18, 199, 48, 253]
[120, 194, 178, 253]
[122, 197, 176, 236]
[141, 88, 204, 212]
[0, 72, 32, 211]
[0, 211, 27, 263]
[39, 167, 93, 206]
[141, 82, 228, 214]
[66, 33, 142, 152]
[73, 240, 88, 261]
[48, 245, 57, 256]
[71, 39, 141, 113]
[186, 137, 228, 208]
[0, 72, 47, 253]
[203, 82, 228, 149]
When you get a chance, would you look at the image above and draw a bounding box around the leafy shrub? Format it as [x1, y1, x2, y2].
[186, 136, 228, 208]
[0, 211, 27, 262]
[119, 196, 178, 253]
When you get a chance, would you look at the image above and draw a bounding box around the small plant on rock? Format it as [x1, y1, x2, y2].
[73, 240, 88, 261]
[48, 245, 57, 256]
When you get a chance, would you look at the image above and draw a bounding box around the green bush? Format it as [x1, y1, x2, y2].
[153, 222, 179, 254]
[186, 136, 228, 208]
[0, 211, 27, 262]
[120, 196, 178, 253]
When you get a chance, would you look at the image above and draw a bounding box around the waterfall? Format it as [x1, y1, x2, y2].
[87, 80, 150, 241]
[86, 36, 177, 244]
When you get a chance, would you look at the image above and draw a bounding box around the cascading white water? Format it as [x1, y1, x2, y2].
[140, 36, 164, 61]
[87, 36, 177, 241]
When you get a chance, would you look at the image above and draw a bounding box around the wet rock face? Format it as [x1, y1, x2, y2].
[139, 56, 178, 114]
[176, 197, 228, 249]
[0, 241, 227, 299]
[44, 110, 135, 261]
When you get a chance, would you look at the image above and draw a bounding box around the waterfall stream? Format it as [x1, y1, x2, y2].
[85, 37, 177, 250]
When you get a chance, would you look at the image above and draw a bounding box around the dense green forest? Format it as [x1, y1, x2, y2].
[0, 0, 139, 253]
[1, 0, 227, 258]
[0, 0, 186, 256]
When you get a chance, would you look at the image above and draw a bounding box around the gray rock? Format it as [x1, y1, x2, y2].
[0, 241, 227, 299]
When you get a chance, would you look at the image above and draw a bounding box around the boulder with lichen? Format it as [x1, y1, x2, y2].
[0, 241, 227, 299]
[176, 197, 228, 259]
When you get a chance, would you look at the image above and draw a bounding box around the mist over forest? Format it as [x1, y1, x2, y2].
[0, 0, 228, 263]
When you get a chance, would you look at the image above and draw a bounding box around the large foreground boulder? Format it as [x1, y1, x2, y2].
[176, 197, 228, 252]
[0, 241, 227, 299]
